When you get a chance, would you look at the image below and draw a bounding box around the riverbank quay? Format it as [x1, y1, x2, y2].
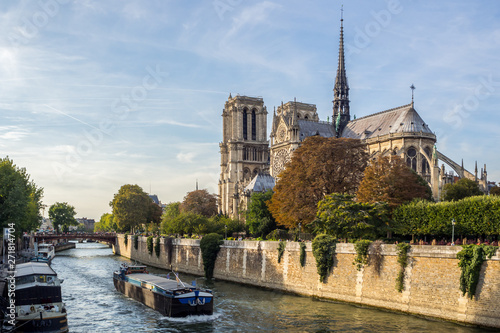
[112, 234, 500, 329]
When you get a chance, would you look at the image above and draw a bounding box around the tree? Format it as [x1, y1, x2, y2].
[110, 184, 151, 232]
[180, 189, 217, 217]
[311, 193, 389, 240]
[357, 156, 433, 209]
[268, 136, 368, 229]
[147, 201, 163, 224]
[442, 178, 483, 202]
[246, 190, 276, 238]
[95, 213, 116, 232]
[49, 202, 78, 233]
[491, 186, 500, 196]
[0, 157, 44, 235]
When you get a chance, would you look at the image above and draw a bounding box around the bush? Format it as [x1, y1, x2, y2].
[353, 239, 372, 271]
[200, 233, 223, 279]
[457, 244, 497, 299]
[393, 196, 500, 238]
[154, 237, 161, 257]
[124, 232, 129, 247]
[133, 235, 139, 250]
[266, 229, 289, 241]
[299, 242, 306, 267]
[395, 243, 410, 292]
[277, 241, 286, 263]
[147, 236, 154, 255]
[312, 234, 337, 283]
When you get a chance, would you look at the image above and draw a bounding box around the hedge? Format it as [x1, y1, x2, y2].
[393, 196, 500, 238]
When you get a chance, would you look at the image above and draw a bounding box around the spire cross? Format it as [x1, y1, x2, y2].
[410, 84, 416, 104]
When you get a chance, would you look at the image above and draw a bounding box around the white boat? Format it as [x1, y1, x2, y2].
[30, 243, 55, 264]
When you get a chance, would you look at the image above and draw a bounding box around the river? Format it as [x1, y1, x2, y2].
[51, 243, 490, 333]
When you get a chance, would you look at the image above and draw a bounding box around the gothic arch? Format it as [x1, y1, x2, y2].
[243, 107, 248, 140]
[251, 108, 257, 141]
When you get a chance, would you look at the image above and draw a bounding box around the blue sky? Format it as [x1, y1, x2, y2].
[1, 0, 499, 220]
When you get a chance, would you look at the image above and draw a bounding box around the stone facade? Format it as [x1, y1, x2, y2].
[218, 95, 269, 219]
[113, 235, 500, 329]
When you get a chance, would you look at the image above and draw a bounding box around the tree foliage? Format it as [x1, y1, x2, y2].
[246, 190, 276, 238]
[200, 233, 223, 279]
[110, 184, 151, 232]
[180, 189, 217, 217]
[393, 196, 500, 237]
[94, 213, 116, 232]
[0, 157, 44, 235]
[312, 193, 389, 240]
[269, 137, 368, 229]
[49, 202, 78, 233]
[457, 244, 497, 299]
[357, 156, 432, 209]
[490, 186, 500, 196]
[161, 208, 244, 237]
[442, 178, 483, 202]
[312, 234, 337, 283]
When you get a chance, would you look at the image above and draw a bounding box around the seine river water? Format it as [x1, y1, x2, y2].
[51, 243, 490, 333]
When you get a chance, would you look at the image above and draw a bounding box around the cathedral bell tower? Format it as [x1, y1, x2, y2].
[218, 94, 269, 219]
[332, 10, 350, 137]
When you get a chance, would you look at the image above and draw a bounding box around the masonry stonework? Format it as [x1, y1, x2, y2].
[113, 235, 500, 329]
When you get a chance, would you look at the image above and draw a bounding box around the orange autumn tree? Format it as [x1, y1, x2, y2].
[356, 155, 432, 209]
[268, 136, 368, 230]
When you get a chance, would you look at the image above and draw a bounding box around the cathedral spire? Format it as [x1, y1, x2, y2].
[333, 7, 350, 137]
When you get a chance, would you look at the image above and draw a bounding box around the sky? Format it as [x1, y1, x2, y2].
[1, 0, 499, 221]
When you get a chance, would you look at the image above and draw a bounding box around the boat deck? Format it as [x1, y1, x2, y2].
[127, 273, 186, 291]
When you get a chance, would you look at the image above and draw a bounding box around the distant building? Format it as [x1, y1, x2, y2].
[76, 218, 95, 232]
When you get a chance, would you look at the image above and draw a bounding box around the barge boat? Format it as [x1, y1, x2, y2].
[113, 264, 213, 317]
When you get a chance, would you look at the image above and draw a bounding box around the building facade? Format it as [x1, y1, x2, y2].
[218, 15, 488, 219]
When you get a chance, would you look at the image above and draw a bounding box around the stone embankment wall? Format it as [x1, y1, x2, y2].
[113, 235, 500, 329]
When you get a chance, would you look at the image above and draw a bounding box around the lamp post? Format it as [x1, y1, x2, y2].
[451, 219, 456, 246]
[224, 225, 227, 240]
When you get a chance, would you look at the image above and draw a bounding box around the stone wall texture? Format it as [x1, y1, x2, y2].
[113, 235, 500, 329]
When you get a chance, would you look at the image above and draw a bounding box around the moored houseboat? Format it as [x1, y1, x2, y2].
[30, 243, 55, 264]
[2, 262, 68, 332]
[113, 264, 213, 317]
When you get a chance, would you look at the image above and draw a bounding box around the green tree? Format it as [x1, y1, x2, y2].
[357, 156, 432, 209]
[95, 213, 116, 232]
[49, 202, 78, 233]
[110, 184, 151, 232]
[0, 157, 44, 235]
[489, 186, 500, 196]
[246, 190, 276, 238]
[312, 193, 389, 240]
[442, 178, 483, 201]
[268, 137, 368, 230]
[180, 189, 217, 217]
[160, 202, 181, 234]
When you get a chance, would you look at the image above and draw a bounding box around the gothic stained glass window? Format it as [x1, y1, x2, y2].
[406, 147, 417, 171]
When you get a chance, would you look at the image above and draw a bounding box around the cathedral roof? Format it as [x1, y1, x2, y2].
[298, 119, 335, 141]
[244, 173, 275, 193]
[341, 104, 434, 140]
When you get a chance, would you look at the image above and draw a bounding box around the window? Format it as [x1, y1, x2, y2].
[251, 109, 256, 140]
[243, 108, 248, 140]
[406, 147, 417, 171]
[422, 147, 431, 174]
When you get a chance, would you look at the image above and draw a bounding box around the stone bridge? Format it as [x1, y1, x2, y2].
[34, 233, 116, 245]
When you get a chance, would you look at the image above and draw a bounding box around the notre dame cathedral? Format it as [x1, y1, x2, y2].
[218, 16, 488, 219]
